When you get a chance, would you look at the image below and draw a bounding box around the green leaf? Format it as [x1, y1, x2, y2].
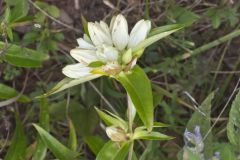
[88, 61, 106, 68]
[42, 75, 101, 97]
[23, 32, 39, 44]
[186, 92, 215, 159]
[0, 41, 48, 67]
[113, 141, 132, 160]
[96, 141, 118, 160]
[0, 83, 30, 102]
[32, 98, 49, 160]
[134, 122, 170, 132]
[95, 107, 128, 130]
[153, 121, 170, 128]
[132, 26, 183, 53]
[6, 0, 29, 22]
[71, 106, 99, 136]
[148, 24, 184, 37]
[214, 143, 237, 160]
[96, 141, 132, 160]
[83, 136, 105, 155]
[5, 113, 27, 160]
[48, 5, 60, 18]
[33, 124, 78, 160]
[81, 15, 89, 35]
[49, 101, 99, 136]
[4, 7, 11, 22]
[133, 130, 173, 140]
[67, 118, 77, 151]
[205, 6, 239, 29]
[167, 5, 199, 25]
[116, 65, 153, 131]
[139, 141, 159, 160]
[227, 90, 240, 146]
[6, 27, 13, 41]
[183, 149, 202, 160]
[34, 1, 60, 18]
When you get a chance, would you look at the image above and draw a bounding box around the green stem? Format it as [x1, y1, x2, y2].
[175, 29, 240, 61]
[128, 142, 134, 160]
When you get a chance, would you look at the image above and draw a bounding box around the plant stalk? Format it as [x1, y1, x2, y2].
[175, 29, 240, 61]
[128, 142, 134, 160]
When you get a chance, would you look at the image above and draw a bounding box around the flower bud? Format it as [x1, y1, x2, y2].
[106, 126, 128, 142]
[122, 48, 132, 64]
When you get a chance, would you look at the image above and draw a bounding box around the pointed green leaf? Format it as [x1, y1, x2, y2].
[0, 41, 48, 67]
[227, 90, 240, 146]
[83, 136, 105, 155]
[81, 14, 89, 35]
[148, 24, 184, 37]
[32, 98, 49, 160]
[133, 130, 173, 140]
[95, 107, 128, 130]
[134, 122, 170, 133]
[113, 141, 132, 160]
[33, 124, 78, 160]
[6, 0, 29, 22]
[139, 141, 159, 160]
[42, 75, 101, 97]
[67, 118, 77, 151]
[96, 141, 132, 160]
[96, 141, 119, 160]
[132, 25, 183, 53]
[0, 83, 30, 102]
[115, 65, 153, 131]
[167, 5, 199, 26]
[5, 113, 27, 160]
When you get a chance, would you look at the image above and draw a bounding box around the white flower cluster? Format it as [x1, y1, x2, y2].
[63, 14, 151, 79]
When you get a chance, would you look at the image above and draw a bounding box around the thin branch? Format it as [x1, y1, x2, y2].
[210, 71, 240, 74]
[89, 82, 118, 114]
[28, 0, 81, 33]
[175, 29, 240, 61]
[203, 78, 240, 141]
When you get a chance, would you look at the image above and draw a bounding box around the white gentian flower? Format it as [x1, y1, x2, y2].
[62, 14, 152, 79]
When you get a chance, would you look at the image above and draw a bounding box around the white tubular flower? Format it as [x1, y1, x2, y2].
[77, 37, 95, 50]
[70, 49, 99, 64]
[111, 14, 129, 50]
[96, 45, 119, 62]
[62, 14, 152, 80]
[88, 22, 112, 46]
[128, 20, 151, 48]
[62, 63, 92, 78]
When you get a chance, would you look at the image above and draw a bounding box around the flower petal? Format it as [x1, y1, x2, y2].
[111, 14, 129, 50]
[110, 15, 116, 31]
[70, 48, 99, 64]
[83, 34, 93, 43]
[128, 20, 151, 48]
[77, 38, 95, 50]
[100, 21, 111, 38]
[88, 22, 112, 46]
[103, 45, 119, 62]
[62, 63, 92, 78]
